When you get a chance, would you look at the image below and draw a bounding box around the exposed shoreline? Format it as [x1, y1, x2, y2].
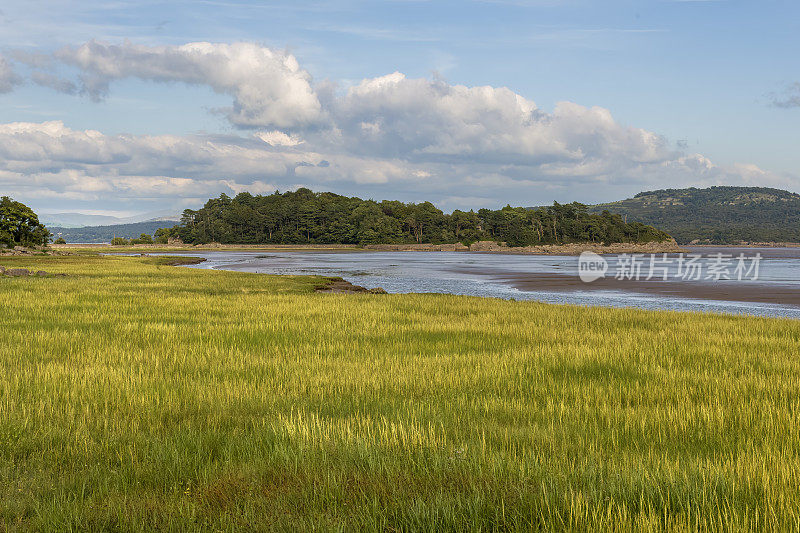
[476, 271, 800, 307]
[363, 240, 686, 255]
[53, 239, 685, 256]
[89, 246, 800, 310]
[688, 242, 800, 248]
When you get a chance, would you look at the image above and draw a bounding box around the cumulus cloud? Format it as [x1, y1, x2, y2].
[323, 72, 671, 169]
[24, 43, 675, 171]
[0, 54, 21, 93]
[18, 40, 672, 170]
[51, 41, 322, 128]
[0, 121, 439, 206]
[0, 120, 788, 214]
[255, 130, 304, 147]
[0, 40, 794, 212]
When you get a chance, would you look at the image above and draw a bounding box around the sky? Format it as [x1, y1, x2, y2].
[0, 0, 798, 218]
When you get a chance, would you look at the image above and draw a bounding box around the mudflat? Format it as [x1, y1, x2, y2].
[486, 270, 800, 306]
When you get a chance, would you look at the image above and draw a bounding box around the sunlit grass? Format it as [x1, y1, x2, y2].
[1, 254, 799, 531]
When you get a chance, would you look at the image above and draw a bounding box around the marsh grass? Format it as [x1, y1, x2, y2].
[1, 255, 800, 531]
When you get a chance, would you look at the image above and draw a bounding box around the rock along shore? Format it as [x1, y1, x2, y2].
[363, 240, 685, 255]
[315, 277, 388, 294]
[0, 246, 71, 256]
[53, 240, 685, 255]
[0, 266, 66, 277]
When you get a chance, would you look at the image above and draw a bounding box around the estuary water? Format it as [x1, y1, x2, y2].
[156, 247, 800, 318]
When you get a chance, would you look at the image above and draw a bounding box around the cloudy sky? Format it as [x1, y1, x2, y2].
[0, 0, 798, 218]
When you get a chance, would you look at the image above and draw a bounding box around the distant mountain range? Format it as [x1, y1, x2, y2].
[49, 220, 179, 243]
[591, 186, 800, 244]
[40, 210, 179, 228]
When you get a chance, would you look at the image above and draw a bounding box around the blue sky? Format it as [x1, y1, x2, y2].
[0, 0, 798, 217]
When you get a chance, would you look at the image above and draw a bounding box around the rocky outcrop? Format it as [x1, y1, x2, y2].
[363, 240, 684, 254]
[144, 256, 207, 266]
[315, 278, 388, 294]
[468, 241, 504, 252]
[0, 246, 71, 256]
[468, 239, 685, 255]
[362, 243, 470, 252]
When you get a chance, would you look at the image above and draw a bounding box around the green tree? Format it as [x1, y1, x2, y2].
[0, 196, 50, 248]
[351, 203, 402, 244]
[154, 227, 175, 244]
[130, 233, 154, 245]
[450, 210, 480, 244]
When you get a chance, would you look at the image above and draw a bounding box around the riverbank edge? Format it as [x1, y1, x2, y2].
[53, 239, 686, 256]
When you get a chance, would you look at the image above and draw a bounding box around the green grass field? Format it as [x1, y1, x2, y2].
[1, 254, 800, 531]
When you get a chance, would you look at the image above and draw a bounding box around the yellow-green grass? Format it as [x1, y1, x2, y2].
[1, 254, 800, 531]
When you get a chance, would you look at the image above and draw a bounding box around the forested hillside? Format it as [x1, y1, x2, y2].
[161, 188, 670, 246]
[49, 221, 178, 243]
[591, 186, 800, 244]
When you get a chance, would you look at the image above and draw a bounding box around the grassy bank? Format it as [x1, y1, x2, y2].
[1, 255, 799, 531]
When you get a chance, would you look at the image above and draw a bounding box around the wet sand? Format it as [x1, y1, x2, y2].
[147, 246, 800, 312]
[446, 246, 800, 307]
[487, 271, 800, 307]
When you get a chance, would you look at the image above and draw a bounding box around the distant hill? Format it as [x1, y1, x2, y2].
[49, 220, 179, 243]
[40, 213, 128, 228]
[40, 211, 179, 228]
[590, 186, 800, 244]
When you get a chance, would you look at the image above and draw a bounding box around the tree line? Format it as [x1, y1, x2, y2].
[160, 188, 671, 246]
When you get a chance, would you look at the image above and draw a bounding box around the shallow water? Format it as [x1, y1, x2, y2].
[136, 246, 800, 319]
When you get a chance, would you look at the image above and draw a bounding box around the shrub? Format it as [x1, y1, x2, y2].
[130, 233, 154, 245]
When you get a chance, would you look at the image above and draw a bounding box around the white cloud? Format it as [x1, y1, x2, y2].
[294, 72, 673, 183]
[52, 41, 323, 128]
[222, 180, 278, 195]
[0, 119, 789, 214]
[0, 121, 438, 206]
[20, 41, 675, 171]
[0, 40, 795, 212]
[255, 130, 304, 147]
